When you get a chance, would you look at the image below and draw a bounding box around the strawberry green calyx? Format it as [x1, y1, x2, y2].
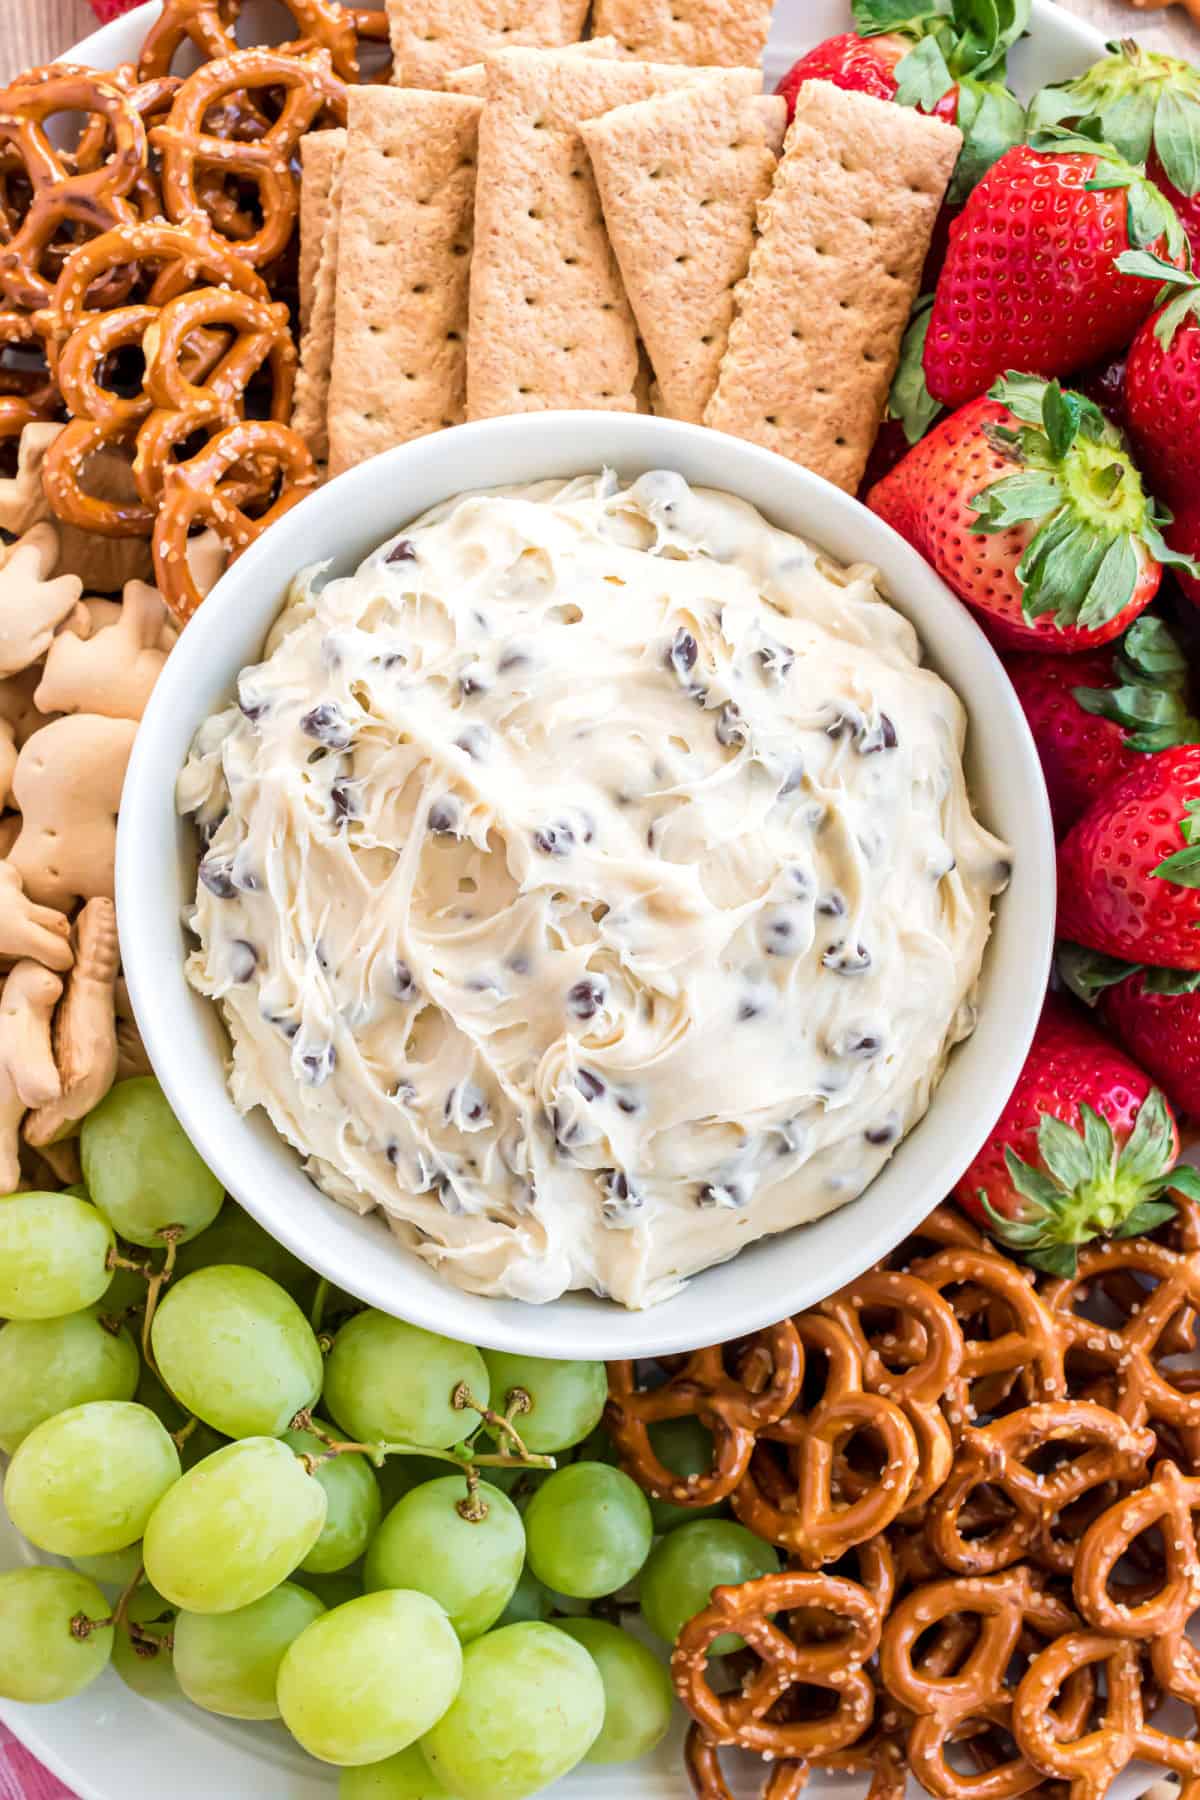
[1072, 616, 1200, 753]
[890, 298, 943, 444]
[945, 78, 1027, 201]
[1116, 250, 1200, 348]
[1028, 127, 1188, 263]
[1029, 39, 1200, 201]
[853, 0, 1030, 80]
[1058, 941, 1200, 1005]
[971, 372, 1199, 631]
[984, 1088, 1200, 1275]
[1154, 796, 1200, 887]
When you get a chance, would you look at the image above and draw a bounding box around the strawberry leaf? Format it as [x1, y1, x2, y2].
[1057, 942, 1141, 1004]
[1003, 1147, 1067, 1213]
[890, 298, 943, 444]
[1042, 381, 1085, 460]
[948, 80, 1026, 202]
[1166, 1165, 1200, 1201]
[1153, 802, 1200, 886]
[1154, 86, 1200, 200]
[1076, 536, 1139, 629]
[1114, 1199, 1178, 1235]
[1115, 1087, 1173, 1183]
[1143, 967, 1200, 994]
[971, 470, 1063, 531]
[1037, 1110, 1101, 1189]
[852, 0, 952, 33]
[1024, 1242, 1080, 1276]
[895, 35, 956, 108]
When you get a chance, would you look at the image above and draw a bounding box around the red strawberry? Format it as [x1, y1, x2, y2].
[868, 372, 1189, 654]
[1029, 40, 1200, 262]
[1075, 352, 1131, 437]
[955, 993, 1200, 1273]
[924, 136, 1187, 411]
[1123, 255, 1200, 505]
[1006, 617, 1200, 835]
[776, 32, 917, 117]
[1060, 944, 1200, 1121]
[1169, 488, 1200, 610]
[1057, 744, 1200, 969]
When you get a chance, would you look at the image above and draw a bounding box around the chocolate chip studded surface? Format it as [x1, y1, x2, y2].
[178, 472, 1008, 1308]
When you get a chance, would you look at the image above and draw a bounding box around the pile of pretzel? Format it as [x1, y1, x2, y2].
[0, 0, 392, 622]
[607, 1201, 1200, 1800]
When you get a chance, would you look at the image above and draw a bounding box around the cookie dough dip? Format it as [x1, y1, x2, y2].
[178, 471, 1010, 1309]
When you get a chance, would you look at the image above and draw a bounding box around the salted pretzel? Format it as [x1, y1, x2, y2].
[907, 1246, 1067, 1421]
[1014, 1630, 1200, 1798]
[731, 1314, 919, 1566]
[820, 1268, 962, 1516]
[881, 1566, 1085, 1800]
[1041, 1234, 1200, 1432]
[605, 1321, 804, 1509]
[153, 419, 318, 622]
[672, 1569, 881, 1760]
[0, 67, 147, 312]
[139, 0, 389, 85]
[927, 1399, 1155, 1578]
[0, 311, 57, 441]
[683, 1724, 810, 1800]
[152, 50, 348, 271]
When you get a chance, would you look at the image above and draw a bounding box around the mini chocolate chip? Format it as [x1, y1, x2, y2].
[825, 710, 855, 741]
[428, 798, 460, 835]
[391, 1080, 416, 1103]
[697, 1179, 747, 1210]
[534, 821, 575, 857]
[393, 961, 416, 1000]
[446, 1081, 489, 1125]
[822, 942, 872, 976]
[300, 1043, 336, 1085]
[300, 704, 352, 750]
[993, 858, 1013, 887]
[816, 891, 845, 918]
[737, 995, 763, 1022]
[386, 1141, 401, 1167]
[755, 637, 794, 682]
[668, 628, 698, 676]
[199, 860, 237, 899]
[458, 666, 489, 698]
[237, 686, 268, 722]
[229, 940, 258, 982]
[379, 650, 407, 671]
[762, 911, 799, 956]
[550, 1105, 581, 1148]
[577, 1068, 606, 1101]
[865, 1120, 899, 1146]
[508, 953, 530, 976]
[880, 713, 898, 749]
[848, 1034, 881, 1057]
[385, 538, 417, 564]
[616, 1092, 640, 1115]
[455, 725, 489, 760]
[568, 977, 606, 1020]
[265, 1011, 300, 1040]
[715, 703, 745, 748]
[315, 939, 329, 972]
[775, 1117, 808, 1155]
[789, 867, 812, 897]
[499, 648, 530, 673]
[331, 780, 358, 821]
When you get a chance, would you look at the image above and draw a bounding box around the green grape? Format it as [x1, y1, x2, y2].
[523, 1463, 652, 1600]
[143, 1437, 327, 1613]
[281, 1421, 382, 1573]
[4, 1400, 181, 1556]
[364, 1478, 523, 1642]
[293, 1565, 363, 1610]
[171, 1201, 316, 1305]
[112, 1585, 179, 1702]
[480, 1351, 607, 1454]
[495, 1564, 552, 1628]
[339, 1745, 455, 1798]
[376, 1453, 456, 1513]
[0, 1308, 139, 1453]
[80, 1076, 223, 1248]
[0, 1191, 114, 1319]
[420, 1622, 603, 1800]
[644, 1417, 729, 1532]
[639, 1519, 780, 1656]
[0, 1568, 114, 1703]
[557, 1619, 674, 1763]
[277, 1590, 462, 1766]
[151, 1265, 323, 1439]
[72, 1544, 144, 1591]
[323, 1313, 489, 1450]
[174, 1581, 325, 1719]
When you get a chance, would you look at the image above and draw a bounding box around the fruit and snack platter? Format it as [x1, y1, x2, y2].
[9, 0, 1200, 1797]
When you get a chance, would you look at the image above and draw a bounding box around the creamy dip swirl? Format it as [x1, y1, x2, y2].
[179, 472, 1010, 1309]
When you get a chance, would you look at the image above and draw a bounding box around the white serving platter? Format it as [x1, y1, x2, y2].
[2, 1, 1168, 1797]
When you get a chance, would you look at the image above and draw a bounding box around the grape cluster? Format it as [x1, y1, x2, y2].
[0, 1075, 776, 1795]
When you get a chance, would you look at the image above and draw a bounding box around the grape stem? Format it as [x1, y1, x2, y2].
[73, 1561, 147, 1643]
[138, 1227, 183, 1381]
[452, 1383, 537, 1465]
[286, 1409, 555, 1514]
[457, 1465, 488, 1524]
[310, 1277, 330, 1334]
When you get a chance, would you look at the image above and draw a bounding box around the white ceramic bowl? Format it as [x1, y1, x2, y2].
[117, 411, 1055, 1357]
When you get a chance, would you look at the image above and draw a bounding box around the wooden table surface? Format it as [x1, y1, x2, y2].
[1, 0, 1199, 77]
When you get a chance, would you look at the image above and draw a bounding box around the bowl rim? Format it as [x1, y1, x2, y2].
[117, 409, 1055, 1357]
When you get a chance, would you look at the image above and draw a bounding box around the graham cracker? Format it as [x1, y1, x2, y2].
[582, 87, 785, 424]
[298, 129, 345, 337]
[443, 34, 625, 95]
[386, 0, 587, 90]
[467, 51, 759, 421]
[326, 86, 483, 477]
[292, 137, 345, 466]
[590, 0, 773, 68]
[705, 80, 961, 494]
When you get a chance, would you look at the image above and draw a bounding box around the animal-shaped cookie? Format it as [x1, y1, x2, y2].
[9, 714, 138, 909]
[35, 581, 173, 721]
[0, 524, 84, 678]
[26, 898, 119, 1146]
[0, 665, 49, 745]
[0, 959, 62, 1192]
[0, 861, 73, 970]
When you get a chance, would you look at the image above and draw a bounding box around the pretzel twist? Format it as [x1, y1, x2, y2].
[605, 1321, 804, 1509]
[672, 1570, 881, 1760]
[153, 419, 318, 622]
[0, 68, 147, 311]
[731, 1315, 919, 1565]
[152, 50, 347, 270]
[138, 0, 389, 84]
